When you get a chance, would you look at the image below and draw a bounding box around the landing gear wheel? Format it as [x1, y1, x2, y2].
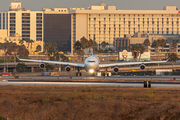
[76, 72, 82, 76]
[76, 73, 78, 76]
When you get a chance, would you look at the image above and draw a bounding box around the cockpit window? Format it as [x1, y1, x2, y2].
[88, 61, 95, 62]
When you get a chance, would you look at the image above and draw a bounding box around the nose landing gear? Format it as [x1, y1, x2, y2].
[76, 67, 82, 76]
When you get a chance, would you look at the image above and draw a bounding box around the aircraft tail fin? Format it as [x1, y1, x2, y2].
[93, 34, 95, 55]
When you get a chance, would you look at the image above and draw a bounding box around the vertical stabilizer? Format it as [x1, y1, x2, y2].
[93, 34, 95, 55]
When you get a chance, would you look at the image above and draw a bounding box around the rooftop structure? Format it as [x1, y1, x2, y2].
[9, 0, 22, 11]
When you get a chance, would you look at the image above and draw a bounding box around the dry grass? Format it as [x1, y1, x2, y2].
[0, 86, 180, 120]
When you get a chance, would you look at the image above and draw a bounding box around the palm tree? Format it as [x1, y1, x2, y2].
[19, 39, 24, 45]
[168, 53, 178, 61]
[139, 46, 145, 61]
[88, 39, 93, 54]
[173, 41, 177, 52]
[44, 44, 49, 53]
[160, 39, 166, 53]
[0, 42, 3, 50]
[80, 37, 89, 54]
[26, 39, 31, 49]
[101, 41, 108, 52]
[156, 39, 161, 52]
[29, 39, 34, 49]
[25, 39, 34, 54]
[76, 49, 84, 55]
[52, 43, 57, 51]
[143, 39, 150, 52]
[151, 40, 158, 53]
[6, 42, 18, 62]
[36, 45, 41, 52]
[17, 45, 29, 57]
[44, 42, 52, 54]
[74, 41, 81, 54]
[131, 45, 139, 61]
[47, 41, 52, 50]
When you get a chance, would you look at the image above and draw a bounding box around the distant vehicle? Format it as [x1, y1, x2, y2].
[117, 60, 125, 62]
[1, 73, 10, 76]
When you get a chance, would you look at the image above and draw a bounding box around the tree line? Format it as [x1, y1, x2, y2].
[44, 41, 68, 62]
[128, 38, 178, 61]
[19, 39, 42, 52]
[0, 41, 29, 58]
[74, 36, 111, 55]
[143, 38, 178, 53]
[0, 39, 42, 58]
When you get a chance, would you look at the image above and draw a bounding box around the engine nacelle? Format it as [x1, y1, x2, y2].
[65, 66, 71, 72]
[114, 66, 119, 72]
[140, 64, 145, 70]
[39, 63, 45, 69]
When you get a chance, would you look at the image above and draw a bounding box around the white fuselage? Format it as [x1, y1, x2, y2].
[84, 55, 99, 72]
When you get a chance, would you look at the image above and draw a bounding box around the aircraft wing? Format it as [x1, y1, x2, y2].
[99, 60, 168, 68]
[17, 57, 84, 67]
[99, 55, 117, 58]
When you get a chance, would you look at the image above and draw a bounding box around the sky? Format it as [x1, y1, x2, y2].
[1, 0, 180, 11]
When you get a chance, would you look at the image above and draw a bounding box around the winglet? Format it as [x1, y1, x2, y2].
[166, 57, 170, 62]
[16, 56, 20, 60]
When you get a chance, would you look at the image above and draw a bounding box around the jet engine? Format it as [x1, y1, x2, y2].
[39, 63, 45, 69]
[114, 66, 119, 72]
[65, 66, 71, 71]
[140, 64, 145, 70]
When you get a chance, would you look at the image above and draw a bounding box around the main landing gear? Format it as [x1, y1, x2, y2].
[76, 67, 82, 76]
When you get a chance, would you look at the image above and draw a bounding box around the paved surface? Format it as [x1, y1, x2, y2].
[0, 80, 180, 88]
[2, 75, 180, 81]
[0, 75, 180, 88]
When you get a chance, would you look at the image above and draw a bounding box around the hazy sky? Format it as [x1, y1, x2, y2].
[1, 0, 180, 11]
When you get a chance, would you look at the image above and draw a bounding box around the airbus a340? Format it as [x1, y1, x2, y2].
[17, 40, 168, 76]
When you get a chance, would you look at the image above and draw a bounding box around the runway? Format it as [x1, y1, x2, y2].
[1, 79, 180, 88]
[1, 75, 180, 88]
[1, 75, 180, 81]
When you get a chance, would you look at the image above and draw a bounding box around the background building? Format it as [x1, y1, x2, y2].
[115, 32, 180, 53]
[7, 1, 43, 53]
[69, 4, 180, 53]
[0, 12, 8, 29]
[43, 8, 71, 53]
[114, 37, 130, 52]
[2, 1, 180, 54]
[0, 29, 42, 55]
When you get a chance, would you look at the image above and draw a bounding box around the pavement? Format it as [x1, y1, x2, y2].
[1, 75, 180, 81]
[0, 75, 180, 88]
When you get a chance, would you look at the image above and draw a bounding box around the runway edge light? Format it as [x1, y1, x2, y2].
[144, 81, 151, 88]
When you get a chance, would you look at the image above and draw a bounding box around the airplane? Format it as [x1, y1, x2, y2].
[17, 39, 168, 76]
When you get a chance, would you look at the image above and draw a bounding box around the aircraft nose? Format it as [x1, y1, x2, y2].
[86, 63, 94, 69]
